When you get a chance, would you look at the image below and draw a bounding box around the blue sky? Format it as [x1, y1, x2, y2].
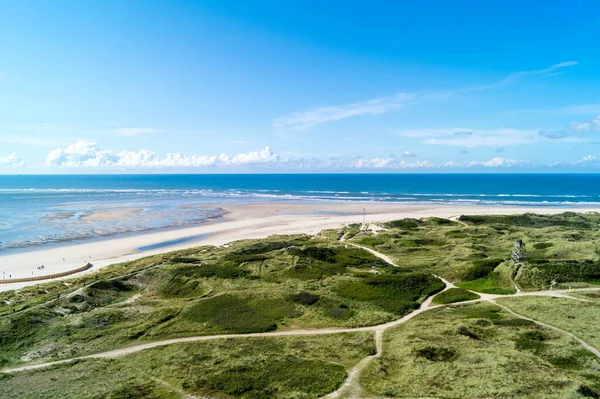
[1, 0, 599, 172]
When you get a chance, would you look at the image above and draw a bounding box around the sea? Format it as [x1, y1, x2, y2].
[1, 173, 600, 253]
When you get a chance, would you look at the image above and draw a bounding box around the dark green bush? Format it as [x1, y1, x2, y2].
[577, 385, 600, 398]
[432, 288, 480, 304]
[456, 326, 479, 340]
[195, 356, 346, 399]
[183, 295, 277, 334]
[445, 230, 468, 238]
[88, 279, 133, 292]
[533, 242, 553, 250]
[427, 217, 456, 225]
[290, 291, 320, 305]
[492, 318, 535, 327]
[463, 258, 503, 281]
[108, 381, 162, 399]
[384, 218, 421, 229]
[416, 346, 456, 362]
[515, 330, 547, 351]
[459, 213, 592, 229]
[326, 306, 355, 320]
[170, 256, 201, 264]
[548, 354, 582, 370]
[335, 273, 444, 314]
[522, 259, 600, 286]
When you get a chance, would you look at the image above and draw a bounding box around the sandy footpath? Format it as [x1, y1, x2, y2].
[1, 202, 598, 292]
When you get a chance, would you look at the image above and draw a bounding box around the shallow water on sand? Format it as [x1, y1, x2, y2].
[1, 173, 599, 253]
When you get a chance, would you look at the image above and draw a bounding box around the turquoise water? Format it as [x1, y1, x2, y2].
[1, 174, 599, 252]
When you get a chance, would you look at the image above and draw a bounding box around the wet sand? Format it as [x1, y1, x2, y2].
[1, 202, 599, 292]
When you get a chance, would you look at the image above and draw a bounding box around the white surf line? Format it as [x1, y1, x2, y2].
[492, 300, 600, 359]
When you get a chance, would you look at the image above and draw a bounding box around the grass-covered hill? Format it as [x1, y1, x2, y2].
[0, 234, 442, 369]
[3, 212, 600, 398]
[343, 212, 600, 293]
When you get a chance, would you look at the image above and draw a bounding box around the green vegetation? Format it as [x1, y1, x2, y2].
[335, 273, 444, 314]
[5, 212, 600, 398]
[361, 302, 600, 398]
[348, 212, 600, 293]
[0, 234, 441, 368]
[432, 288, 480, 304]
[497, 296, 600, 349]
[0, 333, 375, 399]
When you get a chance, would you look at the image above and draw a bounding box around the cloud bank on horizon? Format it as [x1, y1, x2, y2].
[0, 2, 599, 172]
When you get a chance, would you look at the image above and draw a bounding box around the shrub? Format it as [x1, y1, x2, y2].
[456, 326, 480, 340]
[533, 242, 553, 250]
[183, 295, 277, 333]
[427, 217, 456, 225]
[335, 273, 444, 314]
[432, 288, 480, 305]
[326, 306, 355, 320]
[492, 318, 535, 327]
[548, 354, 582, 370]
[195, 356, 346, 398]
[462, 258, 503, 281]
[416, 346, 456, 362]
[384, 218, 421, 229]
[445, 230, 468, 239]
[290, 291, 320, 306]
[88, 279, 133, 292]
[170, 256, 201, 264]
[459, 213, 592, 229]
[515, 330, 547, 351]
[577, 385, 600, 398]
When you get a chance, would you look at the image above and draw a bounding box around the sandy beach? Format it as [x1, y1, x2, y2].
[1, 202, 599, 292]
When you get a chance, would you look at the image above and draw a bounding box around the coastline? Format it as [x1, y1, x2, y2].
[1, 202, 599, 292]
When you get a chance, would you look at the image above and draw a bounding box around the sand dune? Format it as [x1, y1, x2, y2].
[1, 202, 598, 292]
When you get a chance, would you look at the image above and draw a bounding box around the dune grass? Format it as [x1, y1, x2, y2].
[0, 332, 375, 399]
[497, 296, 600, 350]
[432, 288, 480, 305]
[361, 301, 600, 398]
[0, 235, 441, 367]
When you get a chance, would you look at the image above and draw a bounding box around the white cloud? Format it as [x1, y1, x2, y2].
[109, 128, 161, 136]
[539, 114, 600, 139]
[402, 150, 416, 157]
[273, 93, 415, 130]
[400, 128, 538, 147]
[46, 141, 278, 168]
[0, 153, 25, 167]
[349, 157, 434, 169]
[576, 155, 598, 164]
[468, 157, 519, 167]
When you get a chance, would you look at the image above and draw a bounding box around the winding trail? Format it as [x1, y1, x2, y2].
[3, 243, 600, 399]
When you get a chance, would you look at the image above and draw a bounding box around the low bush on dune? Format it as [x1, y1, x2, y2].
[290, 291, 320, 305]
[183, 295, 277, 334]
[532, 242, 553, 250]
[335, 273, 444, 314]
[416, 346, 456, 362]
[384, 218, 421, 230]
[459, 212, 594, 229]
[462, 258, 504, 281]
[515, 330, 547, 352]
[193, 356, 347, 399]
[432, 288, 480, 305]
